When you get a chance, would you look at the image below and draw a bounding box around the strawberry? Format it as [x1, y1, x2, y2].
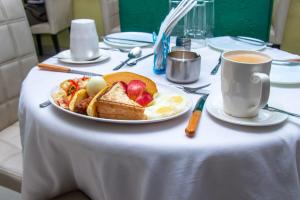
[127, 80, 146, 100]
[135, 91, 153, 107]
[119, 81, 128, 93]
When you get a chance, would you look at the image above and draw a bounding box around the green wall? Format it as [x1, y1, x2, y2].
[119, 0, 273, 41]
[40, 0, 299, 54]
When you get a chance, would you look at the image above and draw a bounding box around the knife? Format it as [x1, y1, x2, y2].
[105, 36, 153, 44]
[185, 94, 209, 137]
[230, 36, 266, 46]
[38, 63, 103, 76]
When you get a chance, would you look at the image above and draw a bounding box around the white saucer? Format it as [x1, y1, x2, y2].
[206, 95, 288, 126]
[270, 63, 300, 85]
[207, 36, 266, 52]
[57, 50, 110, 64]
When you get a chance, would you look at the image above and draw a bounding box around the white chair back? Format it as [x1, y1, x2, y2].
[45, 0, 73, 34]
[269, 0, 291, 45]
[0, 0, 37, 131]
[100, 0, 120, 34]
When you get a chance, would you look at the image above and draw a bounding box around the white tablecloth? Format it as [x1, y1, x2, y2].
[19, 45, 300, 200]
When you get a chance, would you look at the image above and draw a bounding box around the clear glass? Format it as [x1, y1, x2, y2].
[204, 0, 214, 38]
[169, 0, 185, 37]
[185, 0, 206, 39]
[168, 0, 214, 48]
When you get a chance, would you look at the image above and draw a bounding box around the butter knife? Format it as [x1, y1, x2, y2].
[104, 37, 153, 44]
[185, 94, 209, 137]
[38, 63, 102, 76]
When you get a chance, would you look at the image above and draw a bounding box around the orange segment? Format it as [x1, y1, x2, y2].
[103, 72, 158, 95]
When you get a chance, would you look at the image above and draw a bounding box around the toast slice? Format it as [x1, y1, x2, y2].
[96, 82, 146, 120]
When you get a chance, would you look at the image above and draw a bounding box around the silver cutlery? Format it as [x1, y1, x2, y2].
[104, 36, 153, 44]
[99, 47, 129, 53]
[40, 100, 51, 108]
[184, 90, 210, 95]
[38, 63, 103, 76]
[263, 104, 300, 118]
[272, 59, 300, 66]
[113, 47, 142, 70]
[210, 55, 222, 75]
[230, 36, 267, 46]
[172, 83, 211, 94]
[127, 52, 154, 66]
[173, 83, 211, 93]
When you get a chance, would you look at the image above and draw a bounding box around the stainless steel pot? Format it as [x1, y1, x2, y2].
[166, 51, 201, 83]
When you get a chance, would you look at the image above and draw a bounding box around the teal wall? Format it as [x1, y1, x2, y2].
[119, 0, 273, 41]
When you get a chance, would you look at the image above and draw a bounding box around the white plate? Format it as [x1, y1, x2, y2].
[50, 83, 193, 124]
[207, 36, 266, 51]
[270, 63, 300, 85]
[104, 32, 153, 48]
[57, 50, 110, 64]
[206, 95, 288, 126]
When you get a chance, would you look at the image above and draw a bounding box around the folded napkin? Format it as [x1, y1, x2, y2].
[153, 0, 197, 72]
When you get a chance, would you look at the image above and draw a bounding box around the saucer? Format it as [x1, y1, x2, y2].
[207, 36, 266, 51]
[206, 95, 288, 126]
[270, 63, 300, 85]
[56, 50, 110, 64]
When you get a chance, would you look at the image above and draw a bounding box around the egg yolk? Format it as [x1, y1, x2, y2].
[171, 96, 183, 104]
[156, 106, 174, 114]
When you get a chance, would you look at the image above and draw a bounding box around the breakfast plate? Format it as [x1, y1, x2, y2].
[50, 75, 193, 124]
[206, 95, 288, 126]
[104, 32, 153, 48]
[56, 50, 110, 64]
[207, 36, 266, 52]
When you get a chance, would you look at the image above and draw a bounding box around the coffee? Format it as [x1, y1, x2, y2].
[226, 53, 269, 64]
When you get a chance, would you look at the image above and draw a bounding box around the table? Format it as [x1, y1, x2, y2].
[19, 45, 300, 200]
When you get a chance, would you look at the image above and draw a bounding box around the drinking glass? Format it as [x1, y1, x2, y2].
[169, 0, 185, 37]
[204, 0, 214, 38]
[185, 0, 206, 39]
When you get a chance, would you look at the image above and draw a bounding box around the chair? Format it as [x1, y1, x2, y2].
[0, 0, 90, 199]
[99, 0, 120, 34]
[269, 0, 291, 47]
[30, 0, 72, 55]
[119, 0, 273, 41]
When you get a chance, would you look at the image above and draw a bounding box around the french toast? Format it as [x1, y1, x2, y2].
[96, 82, 146, 120]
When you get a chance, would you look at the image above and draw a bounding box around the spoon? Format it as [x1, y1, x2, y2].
[113, 47, 142, 70]
[127, 52, 154, 66]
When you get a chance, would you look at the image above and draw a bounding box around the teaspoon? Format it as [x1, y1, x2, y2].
[113, 47, 142, 70]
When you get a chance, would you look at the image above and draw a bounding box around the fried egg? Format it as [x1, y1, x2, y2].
[145, 94, 187, 119]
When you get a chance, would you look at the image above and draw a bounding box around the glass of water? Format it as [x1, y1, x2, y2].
[169, 0, 215, 48]
[169, 0, 185, 37]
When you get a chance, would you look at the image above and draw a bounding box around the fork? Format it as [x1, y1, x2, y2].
[263, 104, 300, 118]
[173, 83, 211, 93]
[99, 47, 129, 53]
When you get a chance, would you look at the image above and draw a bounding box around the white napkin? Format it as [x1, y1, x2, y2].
[154, 0, 197, 51]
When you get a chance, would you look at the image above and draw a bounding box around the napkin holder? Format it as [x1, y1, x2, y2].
[153, 32, 170, 74]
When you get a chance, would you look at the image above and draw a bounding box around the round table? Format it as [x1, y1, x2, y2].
[20, 46, 300, 200]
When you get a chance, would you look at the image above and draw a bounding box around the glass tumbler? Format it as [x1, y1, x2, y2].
[169, 0, 185, 37]
[185, 0, 206, 48]
[204, 0, 215, 38]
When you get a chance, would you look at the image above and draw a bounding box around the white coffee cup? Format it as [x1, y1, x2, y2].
[70, 19, 99, 61]
[221, 50, 272, 118]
